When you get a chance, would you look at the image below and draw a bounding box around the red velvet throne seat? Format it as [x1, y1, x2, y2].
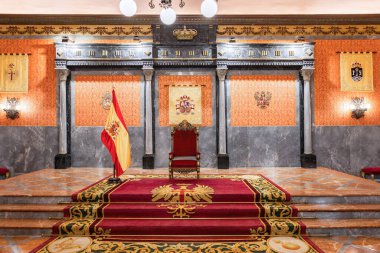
[169, 120, 200, 179]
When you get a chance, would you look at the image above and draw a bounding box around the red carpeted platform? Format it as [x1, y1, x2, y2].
[32, 174, 324, 253]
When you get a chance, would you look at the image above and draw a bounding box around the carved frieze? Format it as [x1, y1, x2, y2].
[217, 25, 380, 37]
[0, 25, 152, 36]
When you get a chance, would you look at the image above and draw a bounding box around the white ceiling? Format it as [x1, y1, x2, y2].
[0, 0, 379, 15]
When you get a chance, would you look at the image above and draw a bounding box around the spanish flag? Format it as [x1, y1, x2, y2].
[101, 90, 131, 177]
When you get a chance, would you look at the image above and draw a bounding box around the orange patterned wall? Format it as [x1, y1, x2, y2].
[314, 40, 380, 126]
[158, 75, 213, 126]
[0, 39, 56, 126]
[230, 75, 297, 127]
[75, 76, 141, 127]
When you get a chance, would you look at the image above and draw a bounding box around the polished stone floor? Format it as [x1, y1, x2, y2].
[1, 167, 379, 197]
[0, 167, 379, 253]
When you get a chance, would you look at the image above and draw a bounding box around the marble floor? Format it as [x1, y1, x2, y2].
[0, 166, 379, 253]
[0, 167, 379, 197]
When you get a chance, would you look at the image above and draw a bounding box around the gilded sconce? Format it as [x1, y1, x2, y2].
[351, 97, 368, 119]
[3, 97, 20, 120]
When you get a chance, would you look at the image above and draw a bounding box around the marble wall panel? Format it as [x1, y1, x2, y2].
[314, 126, 380, 176]
[226, 70, 301, 168]
[71, 127, 144, 168]
[229, 127, 301, 167]
[0, 127, 58, 175]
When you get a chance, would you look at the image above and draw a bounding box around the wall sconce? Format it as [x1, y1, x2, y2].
[351, 97, 368, 119]
[3, 97, 20, 120]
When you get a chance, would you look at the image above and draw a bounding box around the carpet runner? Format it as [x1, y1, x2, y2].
[32, 174, 324, 253]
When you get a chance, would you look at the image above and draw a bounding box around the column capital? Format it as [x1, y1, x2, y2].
[142, 66, 154, 82]
[57, 69, 70, 82]
[216, 67, 228, 81]
[301, 68, 314, 82]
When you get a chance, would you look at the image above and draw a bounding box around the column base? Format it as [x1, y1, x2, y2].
[301, 154, 317, 168]
[143, 154, 155, 169]
[217, 154, 229, 169]
[54, 154, 71, 169]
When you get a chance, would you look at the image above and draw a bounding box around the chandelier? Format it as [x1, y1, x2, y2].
[119, 0, 218, 25]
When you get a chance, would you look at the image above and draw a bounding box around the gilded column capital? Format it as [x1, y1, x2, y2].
[301, 68, 314, 82]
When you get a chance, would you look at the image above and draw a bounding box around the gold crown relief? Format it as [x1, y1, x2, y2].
[173, 26, 198, 41]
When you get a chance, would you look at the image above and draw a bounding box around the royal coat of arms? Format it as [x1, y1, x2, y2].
[176, 95, 195, 115]
[254, 91, 272, 109]
[106, 121, 120, 140]
[351, 62, 363, 82]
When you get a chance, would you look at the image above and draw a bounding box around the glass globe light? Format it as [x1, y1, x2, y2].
[160, 7, 176, 25]
[201, 0, 218, 18]
[119, 0, 137, 17]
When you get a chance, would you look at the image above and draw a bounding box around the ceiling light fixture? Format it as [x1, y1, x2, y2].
[119, 0, 137, 17]
[119, 0, 218, 25]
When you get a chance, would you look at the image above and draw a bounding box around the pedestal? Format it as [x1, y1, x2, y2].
[143, 154, 155, 169]
[301, 154, 317, 168]
[54, 154, 71, 169]
[217, 154, 229, 169]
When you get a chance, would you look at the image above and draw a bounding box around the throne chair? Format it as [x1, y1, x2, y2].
[169, 120, 200, 179]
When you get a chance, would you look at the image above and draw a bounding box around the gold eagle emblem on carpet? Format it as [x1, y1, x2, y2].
[151, 183, 214, 218]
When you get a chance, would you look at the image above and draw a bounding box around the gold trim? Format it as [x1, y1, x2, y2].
[0, 25, 152, 36]
[217, 25, 380, 36]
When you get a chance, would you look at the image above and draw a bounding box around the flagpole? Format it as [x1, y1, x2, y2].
[108, 164, 121, 184]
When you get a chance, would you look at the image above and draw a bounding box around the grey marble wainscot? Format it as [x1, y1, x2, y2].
[0, 126, 58, 175]
[314, 126, 380, 176]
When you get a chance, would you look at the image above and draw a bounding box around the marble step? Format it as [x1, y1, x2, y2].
[1, 218, 380, 236]
[0, 196, 71, 205]
[0, 218, 55, 236]
[0, 204, 65, 219]
[304, 218, 380, 236]
[292, 196, 380, 204]
[296, 204, 380, 219]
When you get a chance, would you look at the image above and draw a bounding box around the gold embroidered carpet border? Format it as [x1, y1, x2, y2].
[31, 235, 324, 253]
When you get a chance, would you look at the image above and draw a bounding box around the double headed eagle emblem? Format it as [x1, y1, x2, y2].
[151, 184, 214, 218]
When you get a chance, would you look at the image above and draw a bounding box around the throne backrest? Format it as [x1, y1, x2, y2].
[171, 120, 198, 157]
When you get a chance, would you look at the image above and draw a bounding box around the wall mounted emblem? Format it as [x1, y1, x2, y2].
[169, 86, 202, 125]
[254, 91, 272, 109]
[351, 62, 363, 82]
[0, 54, 29, 92]
[176, 95, 195, 115]
[100, 91, 112, 110]
[340, 52, 373, 91]
[173, 26, 198, 41]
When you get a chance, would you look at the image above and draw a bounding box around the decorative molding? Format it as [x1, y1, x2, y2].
[217, 25, 380, 37]
[0, 25, 152, 36]
[173, 26, 198, 41]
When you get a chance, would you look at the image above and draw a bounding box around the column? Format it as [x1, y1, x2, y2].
[142, 66, 155, 169]
[216, 66, 229, 169]
[300, 68, 317, 168]
[55, 68, 71, 169]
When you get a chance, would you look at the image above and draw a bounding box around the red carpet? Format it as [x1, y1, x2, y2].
[32, 174, 324, 253]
